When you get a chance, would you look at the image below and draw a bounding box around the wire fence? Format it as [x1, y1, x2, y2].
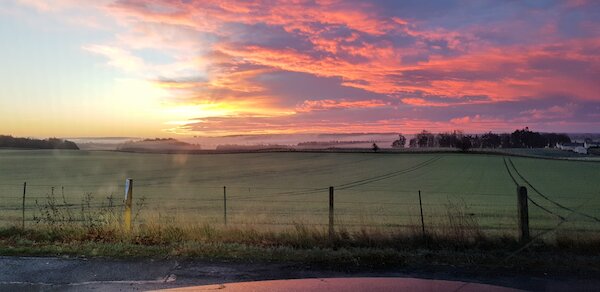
[0, 154, 598, 238]
[0, 180, 598, 236]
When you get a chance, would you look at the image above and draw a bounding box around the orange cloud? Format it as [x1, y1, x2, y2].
[18, 0, 600, 135]
[102, 1, 600, 106]
[401, 98, 490, 107]
[183, 114, 536, 136]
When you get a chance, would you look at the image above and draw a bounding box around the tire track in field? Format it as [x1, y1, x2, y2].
[502, 157, 565, 221]
[503, 196, 592, 262]
[232, 156, 442, 199]
[502, 157, 519, 186]
[335, 156, 442, 190]
[139, 155, 384, 187]
[508, 157, 600, 223]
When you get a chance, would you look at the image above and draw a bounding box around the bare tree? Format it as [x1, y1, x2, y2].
[391, 134, 406, 148]
[372, 143, 380, 152]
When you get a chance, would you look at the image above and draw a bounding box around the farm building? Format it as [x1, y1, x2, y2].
[557, 141, 600, 155]
[584, 141, 600, 148]
[573, 146, 588, 154]
[556, 142, 584, 151]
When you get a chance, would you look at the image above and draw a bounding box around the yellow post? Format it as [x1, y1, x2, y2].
[124, 178, 133, 232]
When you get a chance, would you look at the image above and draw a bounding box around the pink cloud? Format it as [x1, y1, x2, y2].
[295, 99, 387, 113]
[401, 97, 490, 107]
[93, 1, 600, 106]
[449, 115, 522, 132]
[14, 0, 600, 135]
[518, 103, 579, 121]
[184, 113, 547, 136]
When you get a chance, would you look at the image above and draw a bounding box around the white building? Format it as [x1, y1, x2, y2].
[556, 142, 584, 151]
[557, 141, 600, 155]
[574, 146, 588, 154]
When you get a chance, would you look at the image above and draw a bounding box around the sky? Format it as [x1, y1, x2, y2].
[1, 0, 599, 138]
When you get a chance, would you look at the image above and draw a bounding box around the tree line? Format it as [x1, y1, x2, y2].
[390, 128, 571, 151]
[0, 135, 79, 150]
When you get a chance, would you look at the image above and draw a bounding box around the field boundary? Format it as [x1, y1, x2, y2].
[3, 147, 597, 163]
[110, 148, 600, 163]
[1, 152, 599, 248]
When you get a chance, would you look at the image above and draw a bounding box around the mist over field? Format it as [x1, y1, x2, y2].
[69, 132, 600, 151]
[70, 133, 404, 150]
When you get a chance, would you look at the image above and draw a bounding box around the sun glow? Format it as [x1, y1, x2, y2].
[2, 0, 600, 137]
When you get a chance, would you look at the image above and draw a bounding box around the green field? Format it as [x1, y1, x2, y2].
[0, 150, 599, 235]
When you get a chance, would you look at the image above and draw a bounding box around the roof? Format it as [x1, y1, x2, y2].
[560, 142, 584, 147]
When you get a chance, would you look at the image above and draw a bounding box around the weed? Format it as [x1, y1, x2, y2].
[440, 198, 483, 244]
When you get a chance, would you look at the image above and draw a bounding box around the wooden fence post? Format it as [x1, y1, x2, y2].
[418, 190, 425, 237]
[329, 186, 334, 240]
[22, 182, 26, 229]
[517, 186, 529, 242]
[223, 186, 227, 226]
[124, 178, 133, 232]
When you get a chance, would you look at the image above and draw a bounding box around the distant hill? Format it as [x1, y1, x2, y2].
[215, 144, 292, 151]
[297, 140, 382, 149]
[117, 138, 201, 152]
[0, 135, 79, 150]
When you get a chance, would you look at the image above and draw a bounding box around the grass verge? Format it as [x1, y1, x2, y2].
[1, 193, 598, 275]
[1, 224, 599, 275]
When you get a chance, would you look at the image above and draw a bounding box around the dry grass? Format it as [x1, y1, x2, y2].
[0, 193, 598, 264]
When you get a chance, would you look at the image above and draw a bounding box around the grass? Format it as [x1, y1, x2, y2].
[0, 150, 599, 234]
[1, 222, 600, 274]
[12, 194, 493, 250]
[0, 194, 599, 273]
[0, 150, 599, 273]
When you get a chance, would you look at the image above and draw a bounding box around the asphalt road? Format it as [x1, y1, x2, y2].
[0, 256, 599, 291]
[159, 278, 523, 292]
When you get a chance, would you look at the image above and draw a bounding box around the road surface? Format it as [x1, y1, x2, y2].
[0, 256, 599, 291]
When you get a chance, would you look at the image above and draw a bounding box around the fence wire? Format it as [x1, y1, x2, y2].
[0, 180, 598, 235]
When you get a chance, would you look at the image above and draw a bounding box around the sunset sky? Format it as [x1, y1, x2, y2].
[1, 0, 599, 138]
